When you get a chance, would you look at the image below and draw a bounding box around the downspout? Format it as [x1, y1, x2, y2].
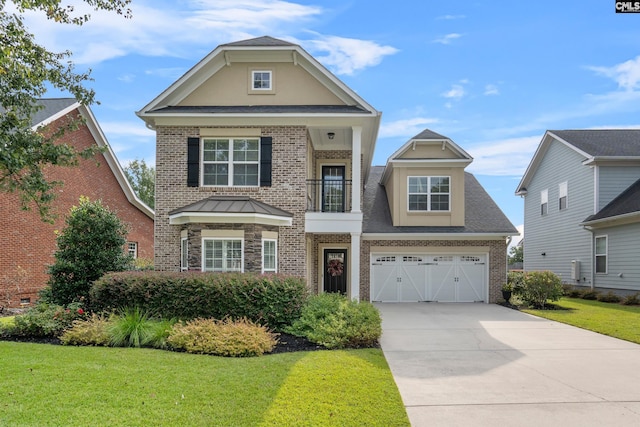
[505, 235, 513, 283]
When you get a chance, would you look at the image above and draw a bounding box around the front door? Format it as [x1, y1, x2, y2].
[324, 249, 347, 294]
[321, 166, 346, 212]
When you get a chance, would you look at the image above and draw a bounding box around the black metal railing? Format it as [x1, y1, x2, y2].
[306, 179, 352, 212]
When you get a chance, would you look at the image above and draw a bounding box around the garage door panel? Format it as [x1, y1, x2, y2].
[371, 256, 399, 302]
[429, 257, 456, 302]
[457, 255, 486, 302]
[399, 264, 426, 302]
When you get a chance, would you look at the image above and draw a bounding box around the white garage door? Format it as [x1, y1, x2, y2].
[371, 254, 487, 302]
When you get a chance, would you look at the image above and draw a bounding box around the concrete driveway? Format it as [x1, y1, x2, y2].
[377, 303, 640, 427]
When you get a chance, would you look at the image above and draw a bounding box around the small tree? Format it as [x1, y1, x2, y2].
[123, 159, 155, 209]
[508, 245, 523, 264]
[47, 197, 132, 305]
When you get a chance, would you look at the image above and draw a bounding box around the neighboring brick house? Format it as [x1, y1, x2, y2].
[137, 36, 517, 303]
[0, 99, 154, 306]
[516, 130, 640, 293]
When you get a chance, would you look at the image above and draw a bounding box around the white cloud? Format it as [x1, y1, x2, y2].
[588, 56, 640, 91]
[484, 84, 499, 95]
[436, 15, 466, 20]
[379, 117, 440, 139]
[433, 33, 463, 45]
[306, 35, 398, 75]
[100, 121, 156, 138]
[442, 84, 465, 99]
[465, 135, 541, 176]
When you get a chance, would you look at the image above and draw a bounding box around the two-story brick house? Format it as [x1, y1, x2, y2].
[516, 130, 640, 293]
[0, 99, 154, 306]
[138, 36, 517, 303]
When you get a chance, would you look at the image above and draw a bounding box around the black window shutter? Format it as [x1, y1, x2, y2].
[187, 137, 200, 187]
[260, 136, 272, 187]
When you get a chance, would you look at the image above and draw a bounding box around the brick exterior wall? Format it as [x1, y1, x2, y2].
[360, 239, 508, 303]
[0, 110, 154, 307]
[155, 126, 308, 279]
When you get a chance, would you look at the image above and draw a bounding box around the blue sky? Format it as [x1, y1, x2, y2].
[19, 0, 640, 239]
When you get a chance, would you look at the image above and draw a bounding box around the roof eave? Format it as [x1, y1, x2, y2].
[169, 212, 292, 227]
[362, 232, 518, 241]
[580, 211, 640, 228]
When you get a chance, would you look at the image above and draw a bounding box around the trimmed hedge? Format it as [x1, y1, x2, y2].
[89, 272, 308, 330]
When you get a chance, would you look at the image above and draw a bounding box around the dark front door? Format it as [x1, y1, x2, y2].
[321, 166, 346, 212]
[324, 249, 347, 294]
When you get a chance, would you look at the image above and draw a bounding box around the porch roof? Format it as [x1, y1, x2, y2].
[169, 196, 293, 226]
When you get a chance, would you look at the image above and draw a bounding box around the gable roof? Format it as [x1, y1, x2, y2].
[516, 129, 640, 194]
[581, 177, 640, 227]
[363, 166, 518, 237]
[33, 98, 154, 219]
[221, 35, 296, 47]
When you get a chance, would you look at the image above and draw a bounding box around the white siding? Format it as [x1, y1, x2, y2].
[523, 141, 594, 284]
[592, 223, 640, 291]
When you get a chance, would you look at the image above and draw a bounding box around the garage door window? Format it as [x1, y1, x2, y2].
[408, 176, 450, 212]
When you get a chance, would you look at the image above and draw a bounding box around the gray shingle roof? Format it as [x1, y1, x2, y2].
[363, 166, 517, 234]
[583, 178, 640, 223]
[1, 98, 77, 127]
[221, 36, 296, 47]
[550, 130, 640, 157]
[410, 129, 450, 140]
[148, 105, 370, 114]
[169, 196, 293, 218]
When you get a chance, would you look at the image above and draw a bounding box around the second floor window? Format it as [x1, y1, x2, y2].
[252, 70, 272, 90]
[559, 182, 568, 211]
[127, 242, 138, 259]
[408, 176, 450, 211]
[540, 189, 548, 215]
[202, 138, 259, 186]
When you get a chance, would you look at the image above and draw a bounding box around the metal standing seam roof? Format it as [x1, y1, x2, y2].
[363, 166, 517, 234]
[169, 196, 294, 218]
[550, 130, 640, 157]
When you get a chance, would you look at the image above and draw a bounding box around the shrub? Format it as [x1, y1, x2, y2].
[597, 291, 621, 304]
[60, 313, 113, 346]
[622, 293, 640, 306]
[48, 197, 132, 305]
[90, 272, 308, 331]
[513, 271, 563, 308]
[507, 271, 525, 294]
[167, 318, 277, 357]
[108, 307, 173, 348]
[581, 290, 600, 300]
[563, 286, 585, 298]
[286, 293, 381, 349]
[7, 302, 86, 337]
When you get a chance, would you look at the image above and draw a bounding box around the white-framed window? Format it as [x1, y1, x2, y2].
[559, 181, 568, 211]
[252, 70, 272, 90]
[595, 235, 607, 274]
[127, 242, 138, 259]
[262, 239, 277, 273]
[180, 237, 188, 271]
[202, 239, 243, 272]
[540, 189, 548, 215]
[408, 176, 450, 211]
[202, 138, 259, 186]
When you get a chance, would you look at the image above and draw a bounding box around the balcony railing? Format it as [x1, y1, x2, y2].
[306, 179, 352, 213]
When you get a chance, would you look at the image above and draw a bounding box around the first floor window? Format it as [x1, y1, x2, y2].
[181, 238, 188, 271]
[262, 239, 277, 273]
[127, 242, 138, 259]
[203, 239, 243, 272]
[408, 176, 450, 211]
[595, 235, 607, 274]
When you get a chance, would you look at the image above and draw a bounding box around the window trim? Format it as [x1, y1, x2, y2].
[407, 176, 451, 212]
[559, 181, 568, 211]
[180, 237, 188, 271]
[595, 235, 607, 274]
[261, 238, 278, 273]
[127, 242, 138, 259]
[201, 137, 260, 187]
[540, 189, 548, 216]
[201, 238, 244, 273]
[249, 69, 274, 93]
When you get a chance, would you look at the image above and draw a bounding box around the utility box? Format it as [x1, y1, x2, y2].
[571, 260, 580, 280]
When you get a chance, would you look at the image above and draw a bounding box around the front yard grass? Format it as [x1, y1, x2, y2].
[0, 342, 409, 426]
[523, 297, 640, 344]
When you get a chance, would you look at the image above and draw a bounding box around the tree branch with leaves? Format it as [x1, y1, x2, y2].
[0, 0, 131, 221]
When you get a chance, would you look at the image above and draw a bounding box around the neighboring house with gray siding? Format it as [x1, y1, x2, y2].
[138, 36, 517, 303]
[516, 130, 640, 292]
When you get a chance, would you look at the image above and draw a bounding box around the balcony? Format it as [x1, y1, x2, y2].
[305, 179, 362, 233]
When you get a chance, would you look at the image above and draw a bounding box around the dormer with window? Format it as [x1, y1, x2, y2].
[379, 130, 472, 227]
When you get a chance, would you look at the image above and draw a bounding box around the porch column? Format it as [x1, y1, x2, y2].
[351, 126, 362, 213]
[350, 231, 361, 301]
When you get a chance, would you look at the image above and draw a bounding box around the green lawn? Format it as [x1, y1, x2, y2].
[0, 342, 409, 426]
[523, 297, 640, 344]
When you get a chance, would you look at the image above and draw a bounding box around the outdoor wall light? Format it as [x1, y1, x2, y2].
[327, 132, 335, 140]
[541, 252, 546, 256]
